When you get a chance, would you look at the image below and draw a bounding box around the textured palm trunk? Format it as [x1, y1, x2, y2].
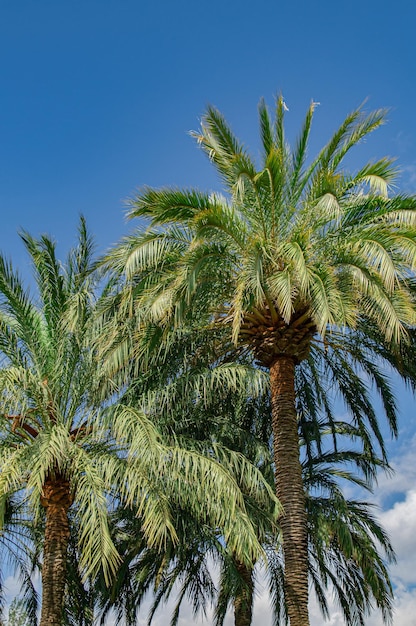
[270, 357, 309, 626]
[40, 478, 72, 626]
[233, 560, 254, 626]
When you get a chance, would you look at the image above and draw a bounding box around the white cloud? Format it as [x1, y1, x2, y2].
[367, 434, 416, 505]
[399, 163, 416, 191]
[378, 490, 416, 587]
[390, 585, 416, 626]
[364, 586, 416, 626]
[2, 575, 22, 603]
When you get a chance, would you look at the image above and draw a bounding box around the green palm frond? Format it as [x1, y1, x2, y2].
[290, 100, 315, 198]
[128, 188, 212, 226]
[73, 448, 122, 584]
[66, 215, 96, 290]
[20, 231, 66, 335]
[258, 98, 274, 158]
[331, 107, 388, 170]
[192, 105, 257, 196]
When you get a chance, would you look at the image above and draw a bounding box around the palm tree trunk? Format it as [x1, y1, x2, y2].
[270, 356, 309, 626]
[40, 478, 72, 626]
[233, 560, 253, 626]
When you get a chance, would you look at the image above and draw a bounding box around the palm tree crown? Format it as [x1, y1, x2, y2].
[131, 98, 416, 349]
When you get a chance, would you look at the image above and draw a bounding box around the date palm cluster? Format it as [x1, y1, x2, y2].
[0, 97, 416, 626]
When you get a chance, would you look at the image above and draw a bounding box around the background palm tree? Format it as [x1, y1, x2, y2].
[96, 411, 394, 626]
[92, 317, 395, 626]
[124, 97, 416, 625]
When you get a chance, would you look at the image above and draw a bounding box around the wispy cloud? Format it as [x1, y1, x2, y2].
[398, 162, 416, 192]
[393, 131, 413, 154]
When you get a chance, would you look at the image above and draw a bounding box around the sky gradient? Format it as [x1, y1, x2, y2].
[1, 1, 416, 624]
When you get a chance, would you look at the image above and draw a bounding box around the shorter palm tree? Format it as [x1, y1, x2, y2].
[0, 221, 128, 624]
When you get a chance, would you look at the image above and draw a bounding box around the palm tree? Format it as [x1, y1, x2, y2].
[0, 220, 131, 625]
[0, 220, 274, 626]
[124, 98, 416, 625]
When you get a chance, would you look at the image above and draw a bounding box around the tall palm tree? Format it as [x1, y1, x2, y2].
[125, 98, 416, 625]
[0, 220, 274, 626]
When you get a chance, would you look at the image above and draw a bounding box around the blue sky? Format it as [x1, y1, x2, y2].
[1, 1, 416, 624]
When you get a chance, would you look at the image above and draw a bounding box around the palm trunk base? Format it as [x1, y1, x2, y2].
[270, 357, 309, 626]
[40, 478, 72, 626]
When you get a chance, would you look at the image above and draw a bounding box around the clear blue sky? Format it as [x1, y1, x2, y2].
[1, 1, 416, 624]
[2, 0, 416, 260]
